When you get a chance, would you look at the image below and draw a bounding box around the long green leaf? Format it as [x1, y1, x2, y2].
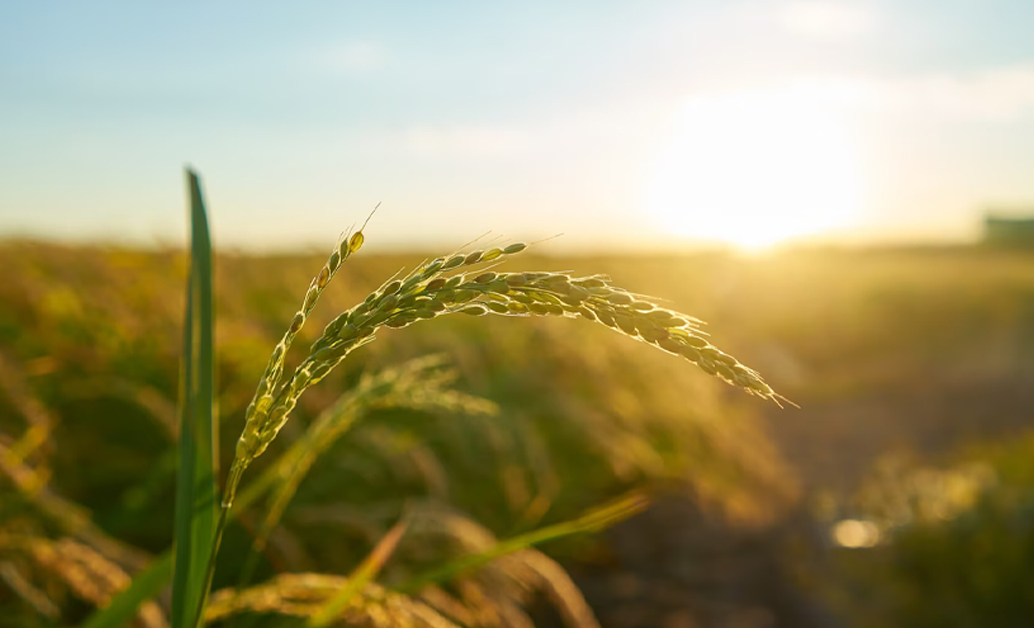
[81, 554, 174, 628]
[84, 491, 645, 627]
[170, 169, 219, 628]
[81, 464, 275, 628]
[397, 492, 650, 594]
[308, 517, 410, 627]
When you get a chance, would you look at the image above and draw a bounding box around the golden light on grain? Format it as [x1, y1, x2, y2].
[645, 83, 864, 251]
[832, 519, 880, 548]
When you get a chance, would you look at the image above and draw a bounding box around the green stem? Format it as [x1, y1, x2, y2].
[190, 504, 228, 628]
[190, 459, 249, 628]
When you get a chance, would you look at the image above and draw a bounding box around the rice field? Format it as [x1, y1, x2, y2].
[3, 235, 1034, 627]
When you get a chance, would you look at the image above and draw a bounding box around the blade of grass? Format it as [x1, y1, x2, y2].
[396, 492, 650, 595]
[81, 461, 280, 628]
[170, 168, 219, 628]
[82, 436, 301, 628]
[308, 515, 410, 627]
[81, 553, 174, 628]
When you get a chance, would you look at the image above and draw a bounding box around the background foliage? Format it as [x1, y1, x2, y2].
[3, 241, 1034, 626]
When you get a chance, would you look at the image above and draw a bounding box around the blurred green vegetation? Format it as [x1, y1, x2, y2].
[4, 241, 1034, 626]
[825, 436, 1034, 628]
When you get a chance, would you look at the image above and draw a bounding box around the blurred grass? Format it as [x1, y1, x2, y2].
[4, 241, 1034, 625]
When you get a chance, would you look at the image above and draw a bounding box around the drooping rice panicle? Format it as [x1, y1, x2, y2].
[226, 225, 368, 505]
[251, 356, 498, 553]
[224, 235, 785, 508]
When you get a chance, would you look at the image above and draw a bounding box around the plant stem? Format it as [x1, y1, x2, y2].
[190, 504, 228, 628]
[190, 463, 248, 628]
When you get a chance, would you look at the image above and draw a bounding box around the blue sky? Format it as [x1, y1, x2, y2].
[2, 1, 1034, 250]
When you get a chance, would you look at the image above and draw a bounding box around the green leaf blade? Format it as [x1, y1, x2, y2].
[81, 554, 175, 628]
[397, 492, 650, 594]
[170, 168, 219, 628]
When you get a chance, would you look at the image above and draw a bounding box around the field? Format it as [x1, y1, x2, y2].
[3, 240, 1034, 627]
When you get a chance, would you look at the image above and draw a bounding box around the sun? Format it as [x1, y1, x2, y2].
[644, 83, 864, 251]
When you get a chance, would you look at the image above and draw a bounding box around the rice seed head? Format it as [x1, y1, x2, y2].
[677, 340, 702, 359]
[683, 334, 708, 348]
[614, 315, 638, 336]
[206, 573, 462, 627]
[452, 290, 478, 304]
[230, 221, 375, 504]
[645, 309, 675, 324]
[575, 277, 606, 288]
[425, 257, 446, 274]
[638, 325, 668, 342]
[658, 337, 681, 354]
[317, 265, 331, 289]
[322, 312, 349, 338]
[443, 255, 465, 270]
[289, 313, 305, 333]
[401, 275, 424, 293]
[348, 231, 365, 254]
[606, 292, 633, 306]
[504, 273, 526, 287]
[303, 286, 320, 311]
[227, 232, 787, 505]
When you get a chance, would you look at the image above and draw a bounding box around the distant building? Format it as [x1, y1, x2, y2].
[984, 213, 1034, 247]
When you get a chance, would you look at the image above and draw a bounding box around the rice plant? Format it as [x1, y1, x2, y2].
[142, 170, 779, 627]
[0, 169, 784, 627]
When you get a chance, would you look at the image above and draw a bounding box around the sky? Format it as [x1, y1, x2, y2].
[2, 0, 1034, 251]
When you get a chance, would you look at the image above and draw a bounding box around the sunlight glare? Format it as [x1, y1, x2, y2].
[832, 519, 880, 548]
[645, 83, 864, 250]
